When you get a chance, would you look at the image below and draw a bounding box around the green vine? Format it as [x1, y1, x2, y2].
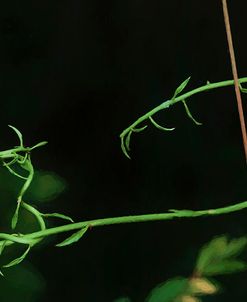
[1, 77, 247, 274]
[120, 77, 247, 159]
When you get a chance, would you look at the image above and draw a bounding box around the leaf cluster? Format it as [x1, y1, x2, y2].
[114, 235, 247, 302]
[0, 126, 87, 274]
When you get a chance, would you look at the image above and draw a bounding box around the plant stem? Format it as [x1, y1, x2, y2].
[1, 200, 247, 244]
[221, 0, 247, 162]
[120, 77, 247, 140]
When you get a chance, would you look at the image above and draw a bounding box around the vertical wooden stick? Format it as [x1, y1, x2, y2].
[222, 0, 247, 162]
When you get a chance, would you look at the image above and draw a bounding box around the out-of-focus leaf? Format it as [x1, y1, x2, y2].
[196, 236, 247, 276]
[189, 277, 218, 295]
[196, 236, 227, 273]
[145, 277, 188, 302]
[221, 237, 247, 258]
[178, 295, 201, 302]
[56, 226, 88, 247]
[202, 260, 247, 276]
[0, 263, 45, 302]
[27, 171, 67, 202]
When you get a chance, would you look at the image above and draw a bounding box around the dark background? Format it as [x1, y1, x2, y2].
[0, 1, 247, 301]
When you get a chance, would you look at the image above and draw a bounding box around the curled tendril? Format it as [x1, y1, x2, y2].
[182, 100, 202, 126]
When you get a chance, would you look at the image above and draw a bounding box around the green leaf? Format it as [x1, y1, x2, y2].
[202, 260, 247, 276]
[20, 158, 33, 172]
[189, 277, 218, 295]
[173, 77, 191, 99]
[28, 171, 67, 202]
[42, 212, 74, 223]
[149, 117, 175, 131]
[125, 130, 132, 151]
[182, 100, 202, 126]
[196, 236, 247, 276]
[30, 141, 48, 150]
[11, 202, 21, 229]
[4, 164, 28, 180]
[8, 125, 24, 147]
[221, 237, 247, 258]
[3, 245, 31, 268]
[0, 241, 7, 256]
[0, 263, 45, 298]
[56, 226, 88, 247]
[132, 125, 148, 133]
[120, 136, 131, 159]
[145, 278, 188, 302]
[196, 236, 227, 273]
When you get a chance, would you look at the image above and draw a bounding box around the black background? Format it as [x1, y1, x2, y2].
[0, 1, 247, 301]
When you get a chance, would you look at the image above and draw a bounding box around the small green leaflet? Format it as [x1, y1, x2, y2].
[121, 136, 131, 159]
[202, 260, 247, 276]
[125, 130, 132, 151]
[3, 245, 31, 268]
[221, 237, 247, 258]
[56, 226, 88, 247]
[20, 158, 32, 172]
[132, 125, 148, 133]
[0, 241, 7, 255]
[149, 117, 175, 131]
[42, 212, 74, 223]
[172, 77, 191, 99]
[11, 202, 21, 229]
[30, 141, 48, 150]
[182, 100, 202, 126]
[8, 125, 24, 147]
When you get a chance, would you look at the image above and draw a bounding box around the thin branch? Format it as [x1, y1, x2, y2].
[221, 0, 247, 162]
[120, 77, 247, 157]
[1, 199, 247, 246]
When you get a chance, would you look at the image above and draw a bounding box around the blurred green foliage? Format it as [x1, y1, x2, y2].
[114, 235, 247, 302]
[0, 263, 45, 302]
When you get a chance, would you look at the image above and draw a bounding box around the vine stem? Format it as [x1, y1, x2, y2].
[1, 200, 247, 244]
[120, 77, 247, 141]
[221, 0, 247, 162]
